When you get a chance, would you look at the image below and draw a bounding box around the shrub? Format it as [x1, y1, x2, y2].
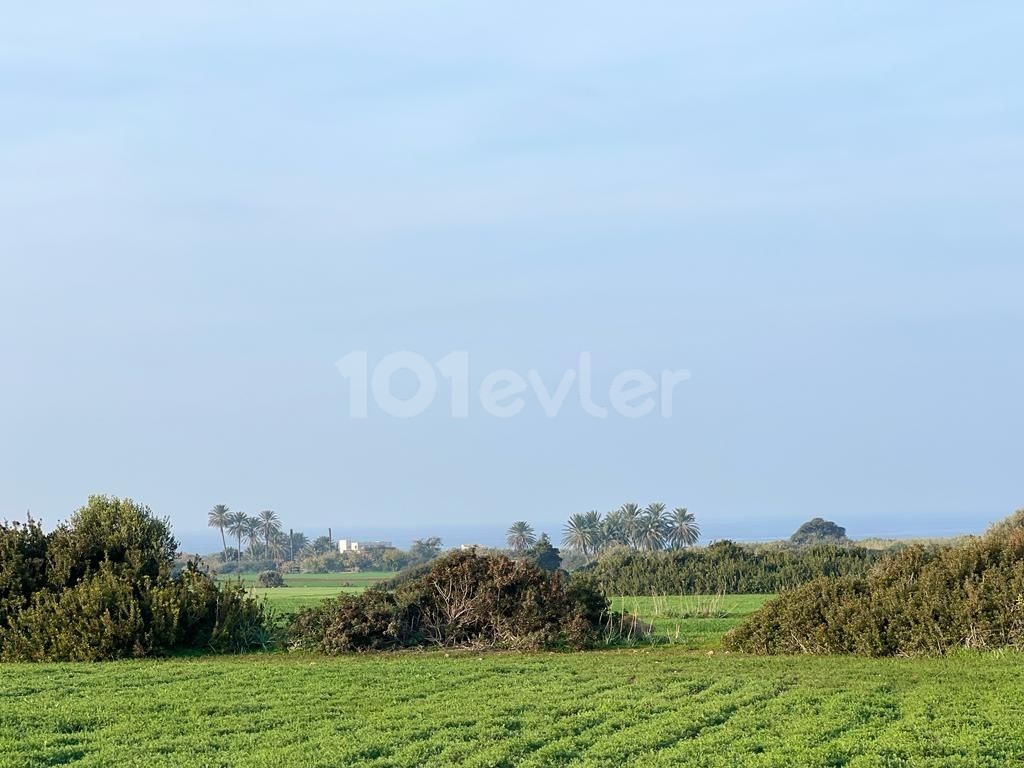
[721, 576, 879, 655]
[0, 516, 49, 630]
[258, 571, 285, 588]
[150, 563, 277, 653]
[46, 496, 177, 588]
[289, 551, 612, 653]
[725, 512, 1024, 656]
[0, 496, 275, 661]
[0, 562, 149, 661]
[289, 590, 408, 653]
[396, 551, 607, 650]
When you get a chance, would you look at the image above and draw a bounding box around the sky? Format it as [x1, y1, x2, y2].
[2, 2, 1022, 552]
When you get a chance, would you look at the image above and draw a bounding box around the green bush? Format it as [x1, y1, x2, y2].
[258, 571, 286, 588]
[0, 496, 275, 661]
[0, 517, 49, 630]
[395, 550, 608, 649]
[579, 541, 879, 595]
[725, 512, 1024, 656]
[289, 590, 407, 653]
[150, 563, 276, 654]
[290, 551, 612, 653]
[1, 562, 149, 661]
[46, 496, 177, 588]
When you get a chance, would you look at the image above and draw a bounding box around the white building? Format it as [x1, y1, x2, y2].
[337, 538, 393, 553]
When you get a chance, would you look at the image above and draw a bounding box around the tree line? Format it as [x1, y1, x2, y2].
[560, 503, 700, 557]
[207, 504, 444, 573]
[207, 505, 307, 562]
[577, 540, 881, 595]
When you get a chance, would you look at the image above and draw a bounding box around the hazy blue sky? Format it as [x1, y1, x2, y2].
[2, 3, 1022, 550]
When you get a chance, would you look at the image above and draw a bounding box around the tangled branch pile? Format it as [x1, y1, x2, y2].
[289, 550, 612, 652]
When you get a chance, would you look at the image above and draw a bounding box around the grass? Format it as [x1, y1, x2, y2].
[5, 590, 1021, 766]
[611, 594, 771, 649]
[223, 572, 395, 588]
[220, 572, 394, 615]
[3, 649, 1024, 767]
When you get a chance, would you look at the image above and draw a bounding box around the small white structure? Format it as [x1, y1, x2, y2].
[338, 538, 394, 553]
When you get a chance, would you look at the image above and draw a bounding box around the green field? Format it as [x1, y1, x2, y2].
[612, 594, 771, 648]
[221, 572, 394, 615]
[4, 584, 1019, 766]
[223, 572, 395, 588]
[3, 648, 1023, 767]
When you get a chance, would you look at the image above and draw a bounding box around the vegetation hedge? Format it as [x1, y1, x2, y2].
[289, 550, 611, 652]
[0, 496, 274, 661]
[725, 511, 1024, 656]
[215, 560, 278, 575]
[577, 540, 880, 595]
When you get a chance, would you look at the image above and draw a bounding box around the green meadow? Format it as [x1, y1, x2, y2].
[3, 648, 1023, 767]
[611, 594, 772, 649]
[4, 584, 1023, 767]
[220, 571, 393, 614]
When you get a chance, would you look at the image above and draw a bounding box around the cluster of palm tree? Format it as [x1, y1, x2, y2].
[562, 503, 699, 557]
[207, 505, 308, 562]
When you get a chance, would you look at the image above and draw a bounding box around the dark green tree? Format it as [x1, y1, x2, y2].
[790, 518, 847, 547]
[409, 537, 443, 565]
[528, 534, 562, 572]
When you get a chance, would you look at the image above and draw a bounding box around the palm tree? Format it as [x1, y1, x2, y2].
[208, 504, 230, 562]
[257, 510, 281, 559]
[243, 516, 261, 558]
[269, 529, 290, 560]
[634, 503, 669, 551]
[562, 511, 601, 558]
[583, 510, 605, 553]
[301, 540, 318, 559]
[667, 507, 700, 548]
[619, 502, 643, 549]
[600, 509, 630, 550]
[226, 510, 248, 562]
[506, 521, 536, 553]
[308, 535, 333, 556]
[287, 530, 308, 561]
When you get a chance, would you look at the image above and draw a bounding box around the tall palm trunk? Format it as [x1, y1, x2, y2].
[219, 525, 228, 563]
